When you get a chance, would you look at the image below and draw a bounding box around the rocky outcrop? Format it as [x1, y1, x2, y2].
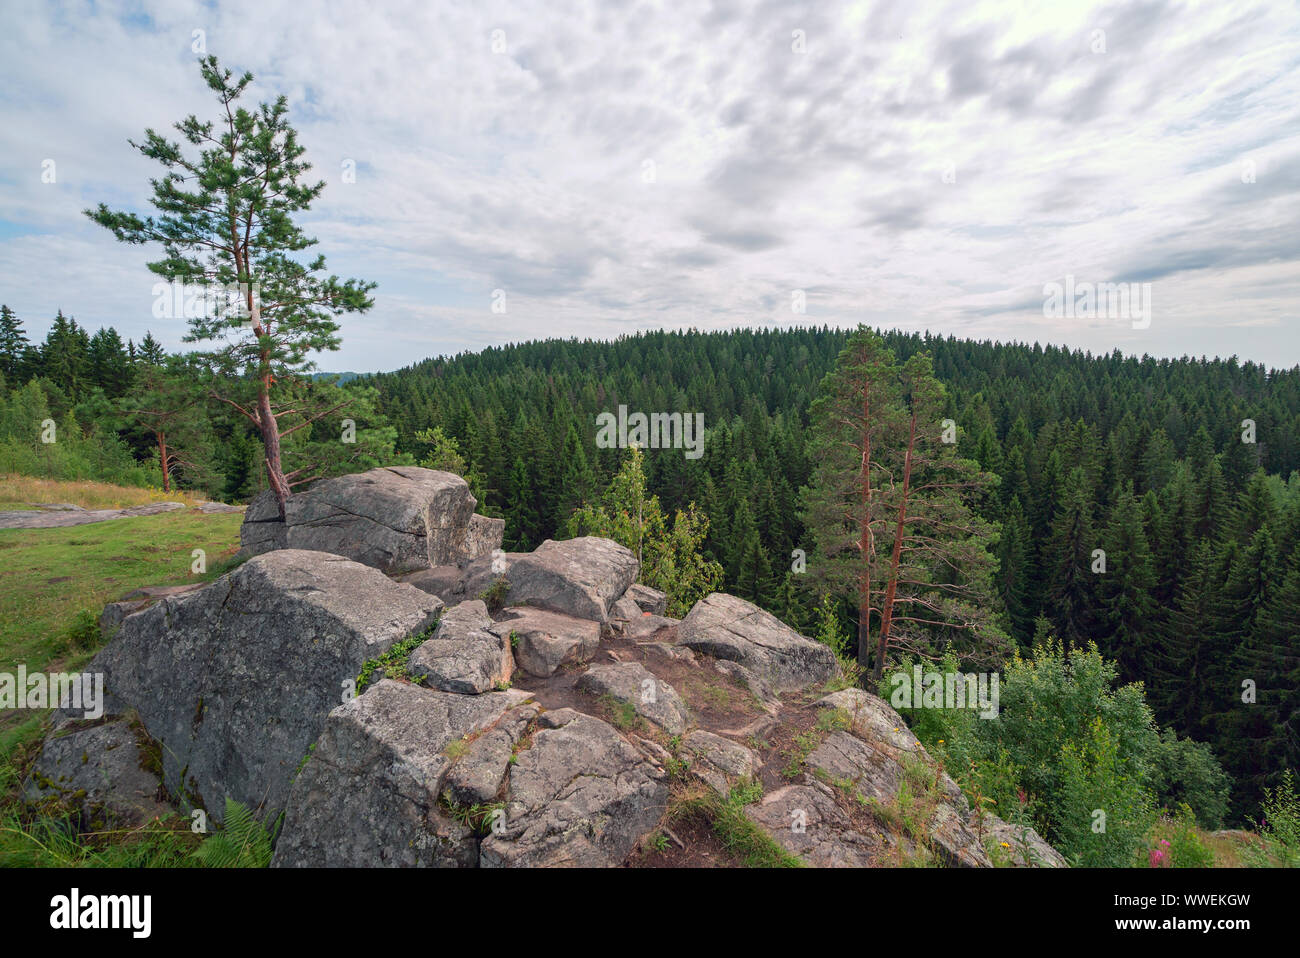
[24, 719, 169, 825]
[736, 687, 1063, 869]
[0, 500, 188, 530]
[408, 600, 513, 694]
[479, 708, 668, 867]
[401, 551, 523, 605]
[503, 537, 638, 623]
[625, 583, 668, 615]
[745, 781, 883, 867]
[678, 592, 838, 691]
[681, 730, 761, 795]
[35, 467, 1069, 871]
[576, 662, 689, 735]
[99, 584, 205, 638]
[88, 550, 442, 820]
[240, 466, 500, 574]
[272, 680, 535, 867]
[488, 607, 601, 677]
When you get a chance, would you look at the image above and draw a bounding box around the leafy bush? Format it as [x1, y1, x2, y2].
[882, 640, 1228, 867]
[1148, 729, 1232, 828]
[1249, 770, 1300, 867]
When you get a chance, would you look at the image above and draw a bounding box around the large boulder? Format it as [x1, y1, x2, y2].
[802, 688, 1062, 868]
[240, 466, 500, 574]
[272, 680, 535, 867]
[488, 607, 601, 678]
[479, 708, 668, 867]
[677, 593, 838, 691]
[681, 730, 761, 795]
[576, 662, 690, 735]
[408, 600, 514, 694]
[744, 781, 881, 867]
[504, 537, 638, 623]
[625, 583, 667, 615]
[88, 550, 442, 820]
[24, 719, 169, 825]
[401, 551, 524, 605]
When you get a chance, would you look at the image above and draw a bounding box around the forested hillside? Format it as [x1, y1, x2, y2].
[373, 326, 1300, 823]
[3, 312, 1297, 824]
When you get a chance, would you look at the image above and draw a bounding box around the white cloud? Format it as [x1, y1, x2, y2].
[1, 0, 1297, 370]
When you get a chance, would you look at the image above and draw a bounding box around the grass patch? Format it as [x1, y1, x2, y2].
[0, 474, 205, 512]
[597, 693, 642, 732]
[478, 577, 510, 612]
[440, 794, 505, 835]
[665, 782, 803, 868]
[0, 508, 244, 677]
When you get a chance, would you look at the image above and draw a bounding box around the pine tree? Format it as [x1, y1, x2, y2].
[138, 332, 166, 366]
[556, 421, 596, 531]
[505, 455, 538, 550]
[86, 56, 375, 518]
[731, 498, 773, 603]
[119, 355, 218, 493]
[801, 328, 1004, 679]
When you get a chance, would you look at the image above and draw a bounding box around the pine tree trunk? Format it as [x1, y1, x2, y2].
[874, 409, 916, 682]
[857, 391, 872, 673]
[258, 375, 290, 520]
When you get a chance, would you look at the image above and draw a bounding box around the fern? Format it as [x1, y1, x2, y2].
[192, 799, 273, 868]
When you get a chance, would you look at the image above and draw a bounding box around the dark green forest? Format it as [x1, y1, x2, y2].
[3, 306, 1297, 825]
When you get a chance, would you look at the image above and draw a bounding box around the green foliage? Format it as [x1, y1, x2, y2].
[62, 610, 101, 654]
[1148, 728, 1232, 828]
[667, 786, 803, 868]
[478, 577, 510, 612]
[191, 799, 274, 868]
[813, 592, 850, 659]
[1054, 716, 1155, 867]
[355, 630, 430, 694]
[1148, 805, 1216, 868]
[415, 425, 487, 504]
[800, 326, 1006, 677]
[568, 447, 722, 616]
[1248, 770, 1300, 867]
[885, 640, 1231, 866]
[441, 795, 505, 836]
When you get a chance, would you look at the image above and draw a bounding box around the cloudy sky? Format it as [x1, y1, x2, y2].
[1, 0, 1298, 372]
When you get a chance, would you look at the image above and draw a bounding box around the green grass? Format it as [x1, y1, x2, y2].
[666, 783, 803, 868]
[0, 500, 243, 867]
[0, 510, 244, 676]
